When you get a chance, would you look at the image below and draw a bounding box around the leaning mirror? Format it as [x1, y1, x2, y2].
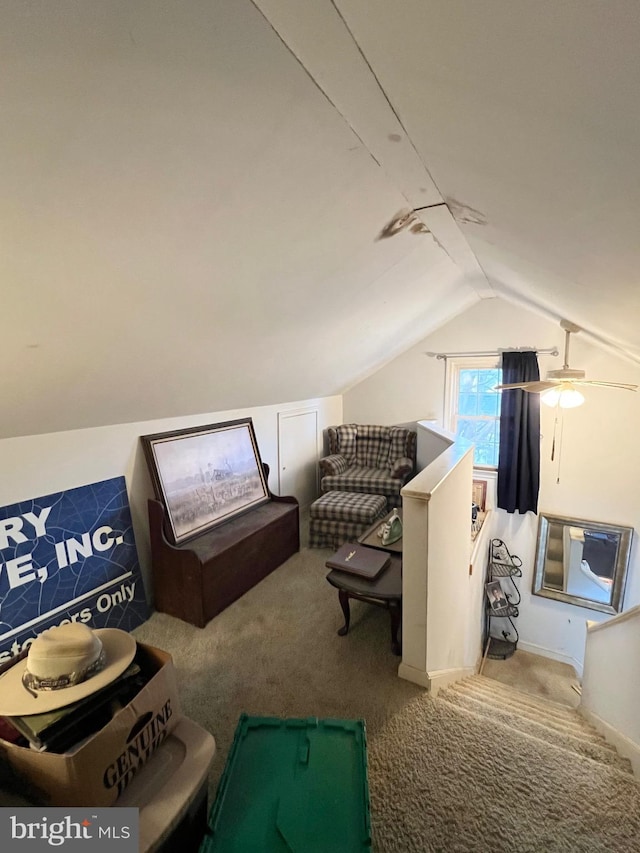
[533, 513, 633, 614]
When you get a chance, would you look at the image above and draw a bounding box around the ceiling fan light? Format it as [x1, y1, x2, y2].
[541, 388, 561, 407]
[558, 388, 585, 408]
[541, 386, 585, 408]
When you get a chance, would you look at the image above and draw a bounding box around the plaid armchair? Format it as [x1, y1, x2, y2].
[319, 424, 417, 507]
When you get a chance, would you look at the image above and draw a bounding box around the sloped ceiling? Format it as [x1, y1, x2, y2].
[3, 1, 639, 438]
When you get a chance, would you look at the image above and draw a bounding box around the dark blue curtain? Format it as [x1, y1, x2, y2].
[497, 351, 540, 514]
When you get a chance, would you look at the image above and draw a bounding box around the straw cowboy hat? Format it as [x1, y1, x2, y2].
[0, 623, 137, 716]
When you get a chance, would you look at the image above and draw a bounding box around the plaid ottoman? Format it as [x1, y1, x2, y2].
[309, 491, 387, 549]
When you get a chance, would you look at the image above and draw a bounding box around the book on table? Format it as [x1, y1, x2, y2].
[326, 543, 390, 579]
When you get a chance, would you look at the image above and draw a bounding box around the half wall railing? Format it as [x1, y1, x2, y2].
[580, 604, 640, 775]
[398, 437, 484, 693]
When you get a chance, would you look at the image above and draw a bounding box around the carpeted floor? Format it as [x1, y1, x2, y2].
[481, 649, 580, 708]
[133, 546, 640, 852]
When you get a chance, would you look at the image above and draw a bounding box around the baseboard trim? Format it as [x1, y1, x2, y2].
[398, 663, 475, 694]
[428, 666, 476, 696]
[397, 662, 430, 689]
[517, 641, 583, 678]
[579, 708, 640, 778]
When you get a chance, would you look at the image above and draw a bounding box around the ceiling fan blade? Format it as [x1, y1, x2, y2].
[570, 380, 638, 391]
[494, 380, 559, 393]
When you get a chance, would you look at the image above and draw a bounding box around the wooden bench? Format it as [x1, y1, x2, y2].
[148, 475, 299, 628]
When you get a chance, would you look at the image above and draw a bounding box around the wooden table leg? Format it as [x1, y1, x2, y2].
[389, 600, 402, 656]
[337, 589, 351, 636]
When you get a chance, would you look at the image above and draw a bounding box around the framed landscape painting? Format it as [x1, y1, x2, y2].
[141, 418, 270, 545]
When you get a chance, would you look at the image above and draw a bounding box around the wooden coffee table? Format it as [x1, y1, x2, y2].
[326, 553, 402, 655]
[357, 508, 403, 554]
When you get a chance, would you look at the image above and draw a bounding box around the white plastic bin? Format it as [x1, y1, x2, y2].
[117, 717, 216, 852]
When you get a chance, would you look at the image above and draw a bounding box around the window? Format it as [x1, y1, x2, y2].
[445, 358, 502, 467]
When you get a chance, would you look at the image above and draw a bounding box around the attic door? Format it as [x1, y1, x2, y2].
[277, 409, 319, 508]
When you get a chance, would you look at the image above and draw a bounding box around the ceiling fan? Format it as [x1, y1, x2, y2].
[495, 320, 638, 408]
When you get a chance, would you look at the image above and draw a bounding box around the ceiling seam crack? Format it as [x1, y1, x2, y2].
[249, 0, 382, 167]
[329, 0, 446, 200]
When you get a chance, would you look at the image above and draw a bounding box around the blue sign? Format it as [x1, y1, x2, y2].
[0, 477, 149, 662]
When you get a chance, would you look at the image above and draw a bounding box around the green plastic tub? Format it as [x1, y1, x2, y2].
[200, 715, 372, 852]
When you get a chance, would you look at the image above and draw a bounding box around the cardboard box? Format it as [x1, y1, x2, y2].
[0, 643, 182, 807]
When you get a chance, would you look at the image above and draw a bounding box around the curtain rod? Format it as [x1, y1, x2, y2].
[425, 347, 559, 360]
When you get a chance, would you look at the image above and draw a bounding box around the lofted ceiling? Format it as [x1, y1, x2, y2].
[3, 1, 640, 438]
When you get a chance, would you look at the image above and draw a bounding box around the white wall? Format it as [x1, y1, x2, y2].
[345, 297, 640, 671]
[415, 420, 454, 471]
[0, 396, 342, 603]
[581, 608, 640, 751]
